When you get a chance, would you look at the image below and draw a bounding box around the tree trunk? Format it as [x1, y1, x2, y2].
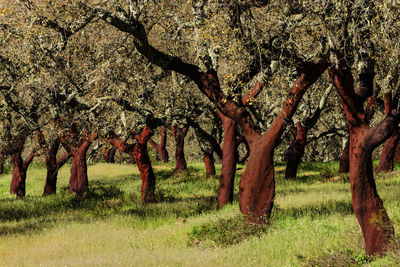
[239, 135, 275, 222]
[58, 125, 97, 198]
[349, 126, 393, 255]
[338, 139, 350, 173]
[43, 139, 71, 195]
[171, 125, 189, 172]
[10, 152, 26, 199]
[133, 133, 156, 203]
[284, 123, 308, 179]
[395, 142, 400, 163]
[103, 146, 117, 163]
[10, 148, 37, 199]
[149, 126, 169, 162]
[330, 67, 395, 255]
[0, 152, 4, 175]
[69, 147, 90, 197]
[109, 127, 156, 203]
[43, 140, 59, 195]
[376, 129, 400, 174]
[217, 114, 238, 208]
[203, 152, 216, 178]
[237, 60, 329, 223]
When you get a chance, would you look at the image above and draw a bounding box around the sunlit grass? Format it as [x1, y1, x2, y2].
[0, 160, 400, 266]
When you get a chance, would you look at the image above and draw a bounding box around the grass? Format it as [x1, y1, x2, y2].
[1, 160, 400, 266]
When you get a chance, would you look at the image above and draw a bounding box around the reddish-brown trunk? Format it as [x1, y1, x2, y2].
[10, 147, 37, 199]
[171, 125, 189, 172]
[239, 136, 275, 222]
[149, 127, 169, 162]
[203, 152, 216, 178]
[103, 146, 117, 163]
[238, 60, 329, 223]
[395, 142, 400, 163]
[43, 140, 59, 195]
[58, 126, 97, 198]
[217, 113, 238, 208]
[338, 139, 350, 173]
[69, 148, 89, 197]
[376, 129, 400, 174]
[284, 123, 308, 179]
[133, 135, 156, 203]
[43, 139, 71, 195]
[10, 152, 26, 198]
[109, 127, 156, 203]
[350, 127, 393, 255]
[330, 68, 395, 255]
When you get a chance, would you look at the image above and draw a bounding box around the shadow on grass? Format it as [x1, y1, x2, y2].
[272, 199, 353, 221]
[122, 195, 216, 219]
[0, 180, 218, 236]
[0, 183, 124, 223]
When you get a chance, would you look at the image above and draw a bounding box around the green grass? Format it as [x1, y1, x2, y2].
[1, 161, 400, 266]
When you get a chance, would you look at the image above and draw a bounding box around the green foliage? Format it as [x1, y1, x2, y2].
[187, 215, 267, 247]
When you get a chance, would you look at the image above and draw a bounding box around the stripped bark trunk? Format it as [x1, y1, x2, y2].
[376, 110, 400, 174]
[58, 125, 97, 198]
[238, 61, 328, 223]
[171, 125, 189, 172]
[329, 67, 396, 255]
[69, 144, 90, 197]
[148, 126, 169, 162]
[395, 142, 400, 163]
[284, 84, 333, 179]
[376, 129, 400, 174]
[203, 152, 216, 178]
[284, 123, 308, 179]
[217, 113, 238, 208]
[43, 138, 71, 195]
[10, 142, 37, 199]
[109, 127, 156, 203]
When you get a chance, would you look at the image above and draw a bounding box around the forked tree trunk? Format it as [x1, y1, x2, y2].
[171, 125, 189, 172]
[284, 123, 308, 179]
[110, 127, 156, 203]
[148, 126, 169, 162]
[376, 128, 400, 174]
[58, 125, 97, 198]
[329, 68, 397, 255]
[10, 148, 37, 199]
[217, 82, 265, 209]
[43, 139, 71, 195]
[338, 139, 350, 173]
[237, 61, 329, 223]
[217, 114, 238, 208]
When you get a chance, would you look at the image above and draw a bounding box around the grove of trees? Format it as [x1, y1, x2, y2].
[2, 0, 400, 257]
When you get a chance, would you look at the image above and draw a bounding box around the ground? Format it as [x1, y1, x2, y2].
[1, 161, 400, 266]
